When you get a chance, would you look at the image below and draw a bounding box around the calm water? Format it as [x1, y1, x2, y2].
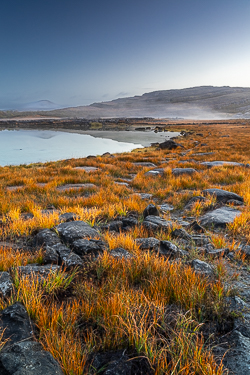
[0, 129, 143, 166]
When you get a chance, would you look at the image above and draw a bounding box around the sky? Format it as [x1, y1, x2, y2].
[1, 0, 250, 109]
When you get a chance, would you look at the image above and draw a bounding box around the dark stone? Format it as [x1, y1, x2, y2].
[109, 248, 133, 259]
[199, 206, 241, 229]
[54, 221, 100, 243]
[16, 264, 61, 282]
[72, 239, 106, 257]
[202, 188, 244, 204]
[60, 252, 83, 269]
[192, 259, 214, 275]
[59, 212, 78, 223]
[206, 248, 229, 258]
[184, 196, 207, 209]
[0, 341, 64, 375]
[143, 204, 159, 219]
[108, 220, 123, 232]
[122, 216, 138, 229]
[227, 199, 244, 206]
[171, 228, 192, 241]
[136, 237, 160, 251]
[223, 330, 250, 375]
[34, 229, 61, 247]
[237, 245, 250, 259]
[172, 168, 198, 177]
[44, 246, 59, 265]
[186, 221, 205, 233]
[159, 241, 188, 258]
[158, 203, 174, 212]
[91, 350, 131, 375]
[0, 272, 14, 298]
[0, 303, 34, 347]
[143, 215, 173, 232]
[159, 140, 183, 150]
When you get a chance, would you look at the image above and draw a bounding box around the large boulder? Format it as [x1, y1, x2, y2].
[202, 188, 244, 204]
[159, 140, 183, 150]
[223, 330, 250, 375]
[199, 206, 241, 229]
[54, 221, 100, 243]
[0, 341, 64, 375]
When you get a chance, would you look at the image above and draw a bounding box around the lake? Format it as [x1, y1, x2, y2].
[0, 129, 144, 166]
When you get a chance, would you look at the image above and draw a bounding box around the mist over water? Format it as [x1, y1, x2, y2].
[0, 130, 143, 166]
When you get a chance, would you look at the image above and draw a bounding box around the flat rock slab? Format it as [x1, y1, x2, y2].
[115, 182, 130, 187]
[145, 168, 164, 177]
[172, 168, 198, 176]
[202, 188, 244, 204]
[200, 160, 245, 168]
[73, 166, 99, 172]
[17, 265, 61, 281]
[133, 162, 156, 167]
[0, 272, 14, 297]
[55, 220, 100, 243]
[36, 182, 47, 187]
[56, 183, 96, 191]
[199, 206, 241, 229]
[192, 152, 215, 156]
[0, 241, 21, 250]
[6, 185, 25, 191]
[136, 237, 160, 251]
[135, 193, 153, 200]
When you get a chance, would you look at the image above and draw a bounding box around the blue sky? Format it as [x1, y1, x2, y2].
[1, 0, 250, 109]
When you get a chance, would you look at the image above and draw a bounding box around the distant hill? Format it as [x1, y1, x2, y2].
[1, 86, 250, 119]
[21, 100, 63, 111]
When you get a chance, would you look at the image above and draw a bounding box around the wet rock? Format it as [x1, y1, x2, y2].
[136, 237, 160, 251]
[159, 241, 188, 258]
[59, 212, 78, 223]
[143, 204, 159, 219]
[172, 168, 198, 177]
[34, 228, 61, 247]
[72, 239, 106, 257]
[159, 140, 184, 150]
[199, 206, 241, 229]
[143, 215, 173, 232]
[55, 221, 100, 243]
[110, 248, 133, 259]
[192, 259, 214, 275]
[0, 272, 14, 298]
[133, 162, 156, 167]
[202, 188, 244, 204]
[201, 160, 245, 168]
[0, 341, 64, 375]
[0, 303, 34, 347]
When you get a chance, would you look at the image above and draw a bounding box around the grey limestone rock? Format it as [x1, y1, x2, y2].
[136, 237, 160, 251]
[0, 272, 14, 298]
[202, 188, 243, 204]
[55, 220, 100, 243]
[199, 206, 241, 229]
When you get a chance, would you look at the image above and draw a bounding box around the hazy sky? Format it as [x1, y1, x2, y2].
[1, 0, 250, 109]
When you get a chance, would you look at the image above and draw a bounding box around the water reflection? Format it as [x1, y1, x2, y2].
[0, 129, 143, 166]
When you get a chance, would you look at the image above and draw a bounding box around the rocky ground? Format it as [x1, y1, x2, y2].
[0, 122, 250, 374]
